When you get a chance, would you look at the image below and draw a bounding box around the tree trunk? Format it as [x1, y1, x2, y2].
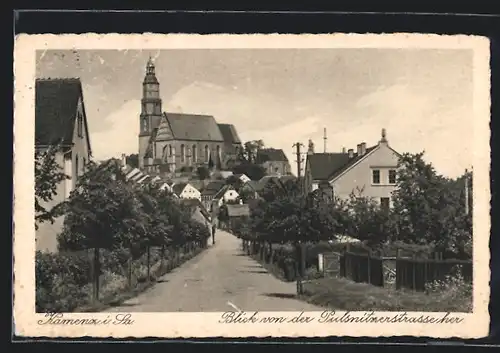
[147, 245, 151, 282]
[160, 244, 165, 274]
[269, 242, 274, 264]
[93, 247, 100, 302]
[128, 247, 133, 289]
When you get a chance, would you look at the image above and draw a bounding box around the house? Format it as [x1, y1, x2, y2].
[304, 129, 401, 210]
[210, 185, 240, 210]
[35, 78, 93, 253]
[256, 148, 292, 176]
[233, 173, 251, 184]
[225, 204, 250, 229]
[200, 180, 226, 211]
[171, 182, 201, 201]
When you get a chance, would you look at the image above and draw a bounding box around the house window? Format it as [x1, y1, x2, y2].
[77, 113, 83, 138]
[372, 169, 380, 184]
[180, 144, 185, 163]
[192, 145, 197, 162]
[205, 145, 209, 162]
[389, 169, 397, 184]
[380, 197, 390, 213]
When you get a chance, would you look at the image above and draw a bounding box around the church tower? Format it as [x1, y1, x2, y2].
[138, 56, 163, 169]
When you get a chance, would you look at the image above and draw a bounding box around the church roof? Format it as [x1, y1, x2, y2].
[35, 78, 92, 155]
[164, 112, 224, 142]
[218, 123, 242, 144]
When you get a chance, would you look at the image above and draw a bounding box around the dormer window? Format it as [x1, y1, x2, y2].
[77, 112, 83, 138]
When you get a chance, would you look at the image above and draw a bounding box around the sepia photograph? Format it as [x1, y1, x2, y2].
[14, 33, 490, 338]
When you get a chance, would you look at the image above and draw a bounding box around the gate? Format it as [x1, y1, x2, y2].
[318, 252, 341, 277]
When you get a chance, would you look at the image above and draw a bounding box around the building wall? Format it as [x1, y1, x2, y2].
[223, 189, 239, 203]
[330, 144, 399, 205]
[180, 184, 201, 201]
[262, 160, 291, 176]
[153, 139, 225, 170]
[36, 97, 91, 253]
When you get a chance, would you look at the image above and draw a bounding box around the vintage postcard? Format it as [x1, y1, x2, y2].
[14, 33, 490, 338]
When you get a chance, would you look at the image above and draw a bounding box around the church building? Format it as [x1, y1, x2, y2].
[138, 58, 242, 174]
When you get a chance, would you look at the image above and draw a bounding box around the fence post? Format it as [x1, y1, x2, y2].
[412, 254, 417, 291]
[396, 248, 401, 290]
[367, 250, 372, 285]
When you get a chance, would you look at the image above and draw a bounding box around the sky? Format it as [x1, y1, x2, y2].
[36, 48, 474, 178]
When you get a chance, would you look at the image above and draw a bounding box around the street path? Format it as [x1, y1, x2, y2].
[106, 230, 322, 312]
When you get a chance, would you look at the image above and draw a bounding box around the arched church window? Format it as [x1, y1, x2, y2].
[169, 145, 172, 157]
[142, 117, 148, 132]
[204, 145, 209, 162]
[192, 145, 197, 162]
[216, 145, 221, 158]
[180, 144, 185, 163]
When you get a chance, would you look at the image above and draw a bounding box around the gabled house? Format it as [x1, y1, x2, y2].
[233, 173, 251, 184]
[35, 78, 93, 253]
[256, 148, 292, 176]
[172, 182, 201, 201]
[304, 129, 401, 210]
[200, 180, 226, 211]
[210, 184, 240, 210]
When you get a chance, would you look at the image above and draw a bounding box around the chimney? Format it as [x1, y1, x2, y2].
[121, 153, 127, 167]
[360, 142, 366, 156]
[348, 149, 354, 158]
[342, 147, 346, 154]
[380, 128, 388, 144]
[356, 144, 362, 156]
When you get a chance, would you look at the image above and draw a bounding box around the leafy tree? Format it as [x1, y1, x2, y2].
[238, 140, 265, 164]
[125, 154, 139, 168]
[58, 159, 146, 300]
[391, 152, 472, 258]
[345, 188, 393, 248]
[231, 163, 266, 181]
[34, 146, 69, 229]
[196, 166, 211, 180]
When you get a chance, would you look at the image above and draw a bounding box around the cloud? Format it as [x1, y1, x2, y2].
[90, 99, 140, 160]
[90, 81, 472, 178]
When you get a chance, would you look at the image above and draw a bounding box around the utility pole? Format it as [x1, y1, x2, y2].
[292, 142, 305, 178]
[464, 168, 469, 215]
[323, 127, 327, 153]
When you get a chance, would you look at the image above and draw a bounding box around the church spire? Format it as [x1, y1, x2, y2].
[146, 55, 155, 75]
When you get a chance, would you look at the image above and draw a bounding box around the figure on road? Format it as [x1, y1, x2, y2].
[212, 224, 216, 245]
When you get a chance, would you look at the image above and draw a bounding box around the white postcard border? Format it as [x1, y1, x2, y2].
[13, 33, 491, 338]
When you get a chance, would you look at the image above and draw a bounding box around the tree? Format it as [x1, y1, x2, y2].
[345, 188, 393, 248]
[232, 163, 266, 181]
[196, 166, 210, 180]
[57, 159, 146, 300]
[126, 154, 139, 168]
[34, 146, 69, 230]
[391, 152, 472, 258]
[238, 140, 265, 164]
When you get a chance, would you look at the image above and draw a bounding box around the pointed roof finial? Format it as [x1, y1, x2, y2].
[380, 128, 388, 143]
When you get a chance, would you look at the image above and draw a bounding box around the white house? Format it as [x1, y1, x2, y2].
[212, 185, 240, 208]
[304, 128, 401, 211]
[35, 78, 93, 253]
[234, 173, 251, 184]
[172, 182, 201, 201]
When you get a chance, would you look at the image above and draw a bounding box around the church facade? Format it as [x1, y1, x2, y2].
[138, 58, 242, 173]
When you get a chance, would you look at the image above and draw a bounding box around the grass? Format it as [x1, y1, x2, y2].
[300, 275, 473, 313]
